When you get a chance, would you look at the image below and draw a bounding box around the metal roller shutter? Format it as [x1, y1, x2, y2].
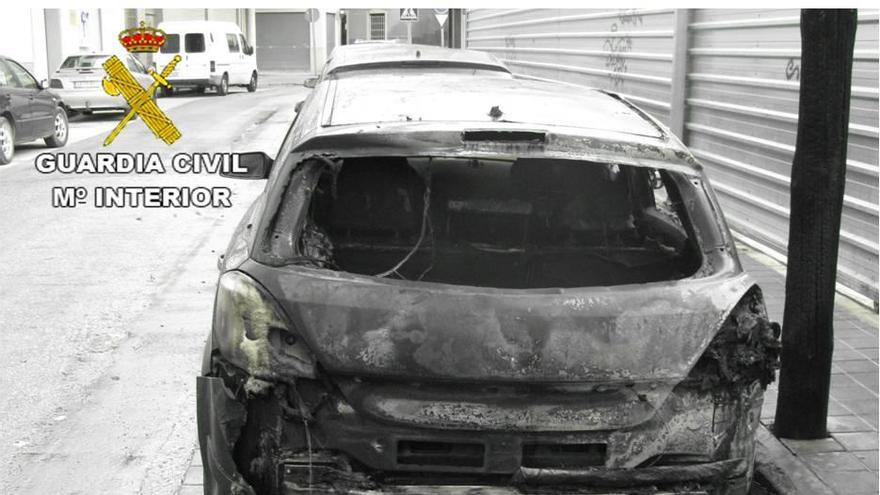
[466, 9, 677, 124]
[466, 9, 879, 306]
[685, 9, 879, 305]
[256, 12, 309, 71]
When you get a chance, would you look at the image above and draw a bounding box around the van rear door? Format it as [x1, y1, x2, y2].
[158, 31, 211, 83]
[180, 32, 211, 81]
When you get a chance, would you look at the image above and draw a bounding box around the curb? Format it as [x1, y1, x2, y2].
[755, 424, 835, 494]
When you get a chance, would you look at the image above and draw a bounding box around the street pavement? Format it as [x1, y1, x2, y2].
[0, 83, 309, 493]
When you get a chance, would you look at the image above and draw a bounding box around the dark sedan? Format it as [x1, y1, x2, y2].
[0, 55, 68, 164]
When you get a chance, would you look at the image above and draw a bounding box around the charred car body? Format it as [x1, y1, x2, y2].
[199, 46, 780, 494]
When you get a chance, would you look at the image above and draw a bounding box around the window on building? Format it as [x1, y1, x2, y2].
[369, 13, 386, 41]
[184, 33, 206, 53]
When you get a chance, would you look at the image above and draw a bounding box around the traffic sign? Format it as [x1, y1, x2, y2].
[305, 8, 320, 23]
[433, 8, 448, 26]
[400, 8, 418, 22]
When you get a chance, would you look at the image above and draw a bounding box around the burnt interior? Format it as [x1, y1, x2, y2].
[301, 157, 701, 288]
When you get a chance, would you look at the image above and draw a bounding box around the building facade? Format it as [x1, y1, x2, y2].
[0, 8, 341, 81]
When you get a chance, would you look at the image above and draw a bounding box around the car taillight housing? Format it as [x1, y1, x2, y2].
[213, 271, 315, 379]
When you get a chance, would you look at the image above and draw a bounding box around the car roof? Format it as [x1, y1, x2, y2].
[288, 70, 701, 174]
[324, 44, 509, 76]
[327, 71, 663, 139]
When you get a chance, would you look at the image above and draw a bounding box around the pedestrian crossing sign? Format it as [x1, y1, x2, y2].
[400, 8, 418, 22]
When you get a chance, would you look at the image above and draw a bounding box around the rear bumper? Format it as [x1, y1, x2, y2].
[197, 366, 762, 495]
[57, 90, 125, 111]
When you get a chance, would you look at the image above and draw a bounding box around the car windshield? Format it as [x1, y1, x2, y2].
[60, 55, 109, 69]
[270, 156, 705, 289]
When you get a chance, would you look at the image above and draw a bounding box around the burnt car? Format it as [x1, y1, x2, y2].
[199, 48, 780, 495]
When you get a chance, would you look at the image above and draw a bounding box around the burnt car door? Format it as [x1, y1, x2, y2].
[0, 59, 36, 142]
[4, 58, 55, 140]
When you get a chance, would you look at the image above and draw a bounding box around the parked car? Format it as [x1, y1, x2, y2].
[0, 55, 68, 165]
[154, 20, 257, 96]
[50, 52, 153, 115]
[199, 47, 780, 495]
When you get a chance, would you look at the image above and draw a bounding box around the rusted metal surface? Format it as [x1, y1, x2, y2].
[246, 259, 754, 383]
[512, 459, 745, 485]
[198, 354, 769, 494]
[327, 73, 663, 138]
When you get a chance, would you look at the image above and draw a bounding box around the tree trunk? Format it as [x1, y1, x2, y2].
[773, 9, 857, 439]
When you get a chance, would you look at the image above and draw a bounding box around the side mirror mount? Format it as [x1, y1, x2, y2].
[295, 100, 304, 113]
[244, 46, 254, 56]
[39, 79, 48, 90]
[221, 151, 273, 179]
[303, 77, 318, 89]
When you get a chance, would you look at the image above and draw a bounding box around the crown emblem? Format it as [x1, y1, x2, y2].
[119, 22, 166, 53]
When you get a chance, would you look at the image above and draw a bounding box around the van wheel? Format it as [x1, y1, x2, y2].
[217, 74, 229, 96]
[247, 71, 258, 92]
[44, 108, 69, 148]
[0, 116, 15, 165]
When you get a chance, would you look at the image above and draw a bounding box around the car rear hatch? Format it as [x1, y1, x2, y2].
[55, 57, 108, 89]
[242, 260, 753, 430]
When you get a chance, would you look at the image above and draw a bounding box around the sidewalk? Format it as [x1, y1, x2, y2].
[741, 245, 879, 494]
[176, 244, 879, 495]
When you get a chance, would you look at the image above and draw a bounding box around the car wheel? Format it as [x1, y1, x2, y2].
[217, 74, 229, 96]
[44, 108, 69, 148]
[0, 116, 14, 165]
[247, 72, 257, 93]
[64, 106, 78, 118]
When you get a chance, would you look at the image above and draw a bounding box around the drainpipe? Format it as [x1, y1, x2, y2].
[669, 9, 690, 142]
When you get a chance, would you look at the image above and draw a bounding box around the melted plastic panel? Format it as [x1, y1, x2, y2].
[301, 157, 702, 288]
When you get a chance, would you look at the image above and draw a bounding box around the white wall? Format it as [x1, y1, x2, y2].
[0, 9, 40, 73]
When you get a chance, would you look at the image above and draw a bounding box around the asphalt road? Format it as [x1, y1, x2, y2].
[0, 84, 307, 493]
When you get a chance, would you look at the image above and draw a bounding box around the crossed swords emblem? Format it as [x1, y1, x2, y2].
[101, 54, 182, 146]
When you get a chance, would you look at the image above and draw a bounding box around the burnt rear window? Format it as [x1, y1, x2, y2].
[160, 34, 179, 53]
[274, 157, 704, 289]
[185, 33, 205, 53]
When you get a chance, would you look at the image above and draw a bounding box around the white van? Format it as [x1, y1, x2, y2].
[154, 21, 257, 96]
